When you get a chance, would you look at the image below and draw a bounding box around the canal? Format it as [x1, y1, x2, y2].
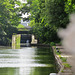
[0, 47, 57, 75]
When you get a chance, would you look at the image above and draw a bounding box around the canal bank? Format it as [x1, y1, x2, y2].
[52, 46, 73, 75]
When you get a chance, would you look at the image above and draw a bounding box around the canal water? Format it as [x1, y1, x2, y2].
[0, 47, 57, 75]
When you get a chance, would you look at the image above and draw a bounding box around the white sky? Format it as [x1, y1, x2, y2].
[15, 0, 30, 25]
[19, 0, 27, 3]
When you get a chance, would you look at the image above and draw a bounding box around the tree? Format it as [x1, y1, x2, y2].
[44, 0, 69, 43]
[29, 0, 47, 43]
[65, 0, 75, 14]
[0, 0, 21, 45]
[23, 0, 75, 44]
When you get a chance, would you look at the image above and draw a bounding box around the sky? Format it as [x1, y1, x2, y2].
[17, 0, 30, 26]
[19, 0, 27, 3]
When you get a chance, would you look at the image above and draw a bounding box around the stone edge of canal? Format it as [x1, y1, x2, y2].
[51, 46, 73, 75]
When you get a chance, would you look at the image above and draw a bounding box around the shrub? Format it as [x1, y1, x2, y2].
[50, 42, 55, 46]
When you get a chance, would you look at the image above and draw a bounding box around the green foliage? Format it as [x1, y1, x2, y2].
[63, 63, 71, 68]
[60, 57, 67, 62]
[46, 0, 69, 28]
[28, 0, 70, 43]
[0, 35, 11, 46]
[50, 42, 55, 46]
[0, 0, 21, 46]
[17, 24, 28, 31]
[65, 0, 75, 14]
[17, 24, 25, 28]
[22, 0, 75, 44]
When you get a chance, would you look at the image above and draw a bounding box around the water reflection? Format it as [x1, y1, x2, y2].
[0, 47, 57, 75]
[0, 68, 19, 75]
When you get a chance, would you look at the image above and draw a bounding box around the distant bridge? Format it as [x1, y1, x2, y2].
[16, 26, 37, 47]
[21, 34, 31, 43]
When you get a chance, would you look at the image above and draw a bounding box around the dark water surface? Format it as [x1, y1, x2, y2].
[0, 47, 57, 75]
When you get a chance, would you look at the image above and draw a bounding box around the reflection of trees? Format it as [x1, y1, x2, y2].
[33, 47, 57, 74]
[32, 67, 57, 75]
[0, 68, 19, 75]
[34, 47, 55, 64]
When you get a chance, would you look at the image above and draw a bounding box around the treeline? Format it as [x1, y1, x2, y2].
[0, 0, 22, 45]
[26, 0, 75, 44]
[0, 0, 75, 45]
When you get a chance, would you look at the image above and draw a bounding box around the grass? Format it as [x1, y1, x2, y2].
[55, 48, 67, 62]
[63, 63, 71, 68]
[58, 55, 67, 62]
[60, 57, 67, 62]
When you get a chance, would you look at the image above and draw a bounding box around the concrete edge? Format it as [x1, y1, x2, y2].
[52, 46, 73, 75]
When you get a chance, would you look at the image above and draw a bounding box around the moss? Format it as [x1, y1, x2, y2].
[12, 34, 21, 49]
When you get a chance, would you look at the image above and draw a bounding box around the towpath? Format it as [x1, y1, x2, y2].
[56, 46, 75, 75]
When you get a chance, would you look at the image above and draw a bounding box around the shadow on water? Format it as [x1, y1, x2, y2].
[0, 47, 57, 75]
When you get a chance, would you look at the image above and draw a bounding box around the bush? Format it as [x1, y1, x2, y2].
[50, 42, 55, 46]
[0, 36, 11, 46]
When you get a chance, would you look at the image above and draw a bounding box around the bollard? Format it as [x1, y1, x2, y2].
[49, 73, 57, 75]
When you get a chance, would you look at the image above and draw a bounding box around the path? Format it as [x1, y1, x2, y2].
[56, 46, 75, 75]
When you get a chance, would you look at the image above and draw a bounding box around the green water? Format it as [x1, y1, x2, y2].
[0, 47, 57, 75]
